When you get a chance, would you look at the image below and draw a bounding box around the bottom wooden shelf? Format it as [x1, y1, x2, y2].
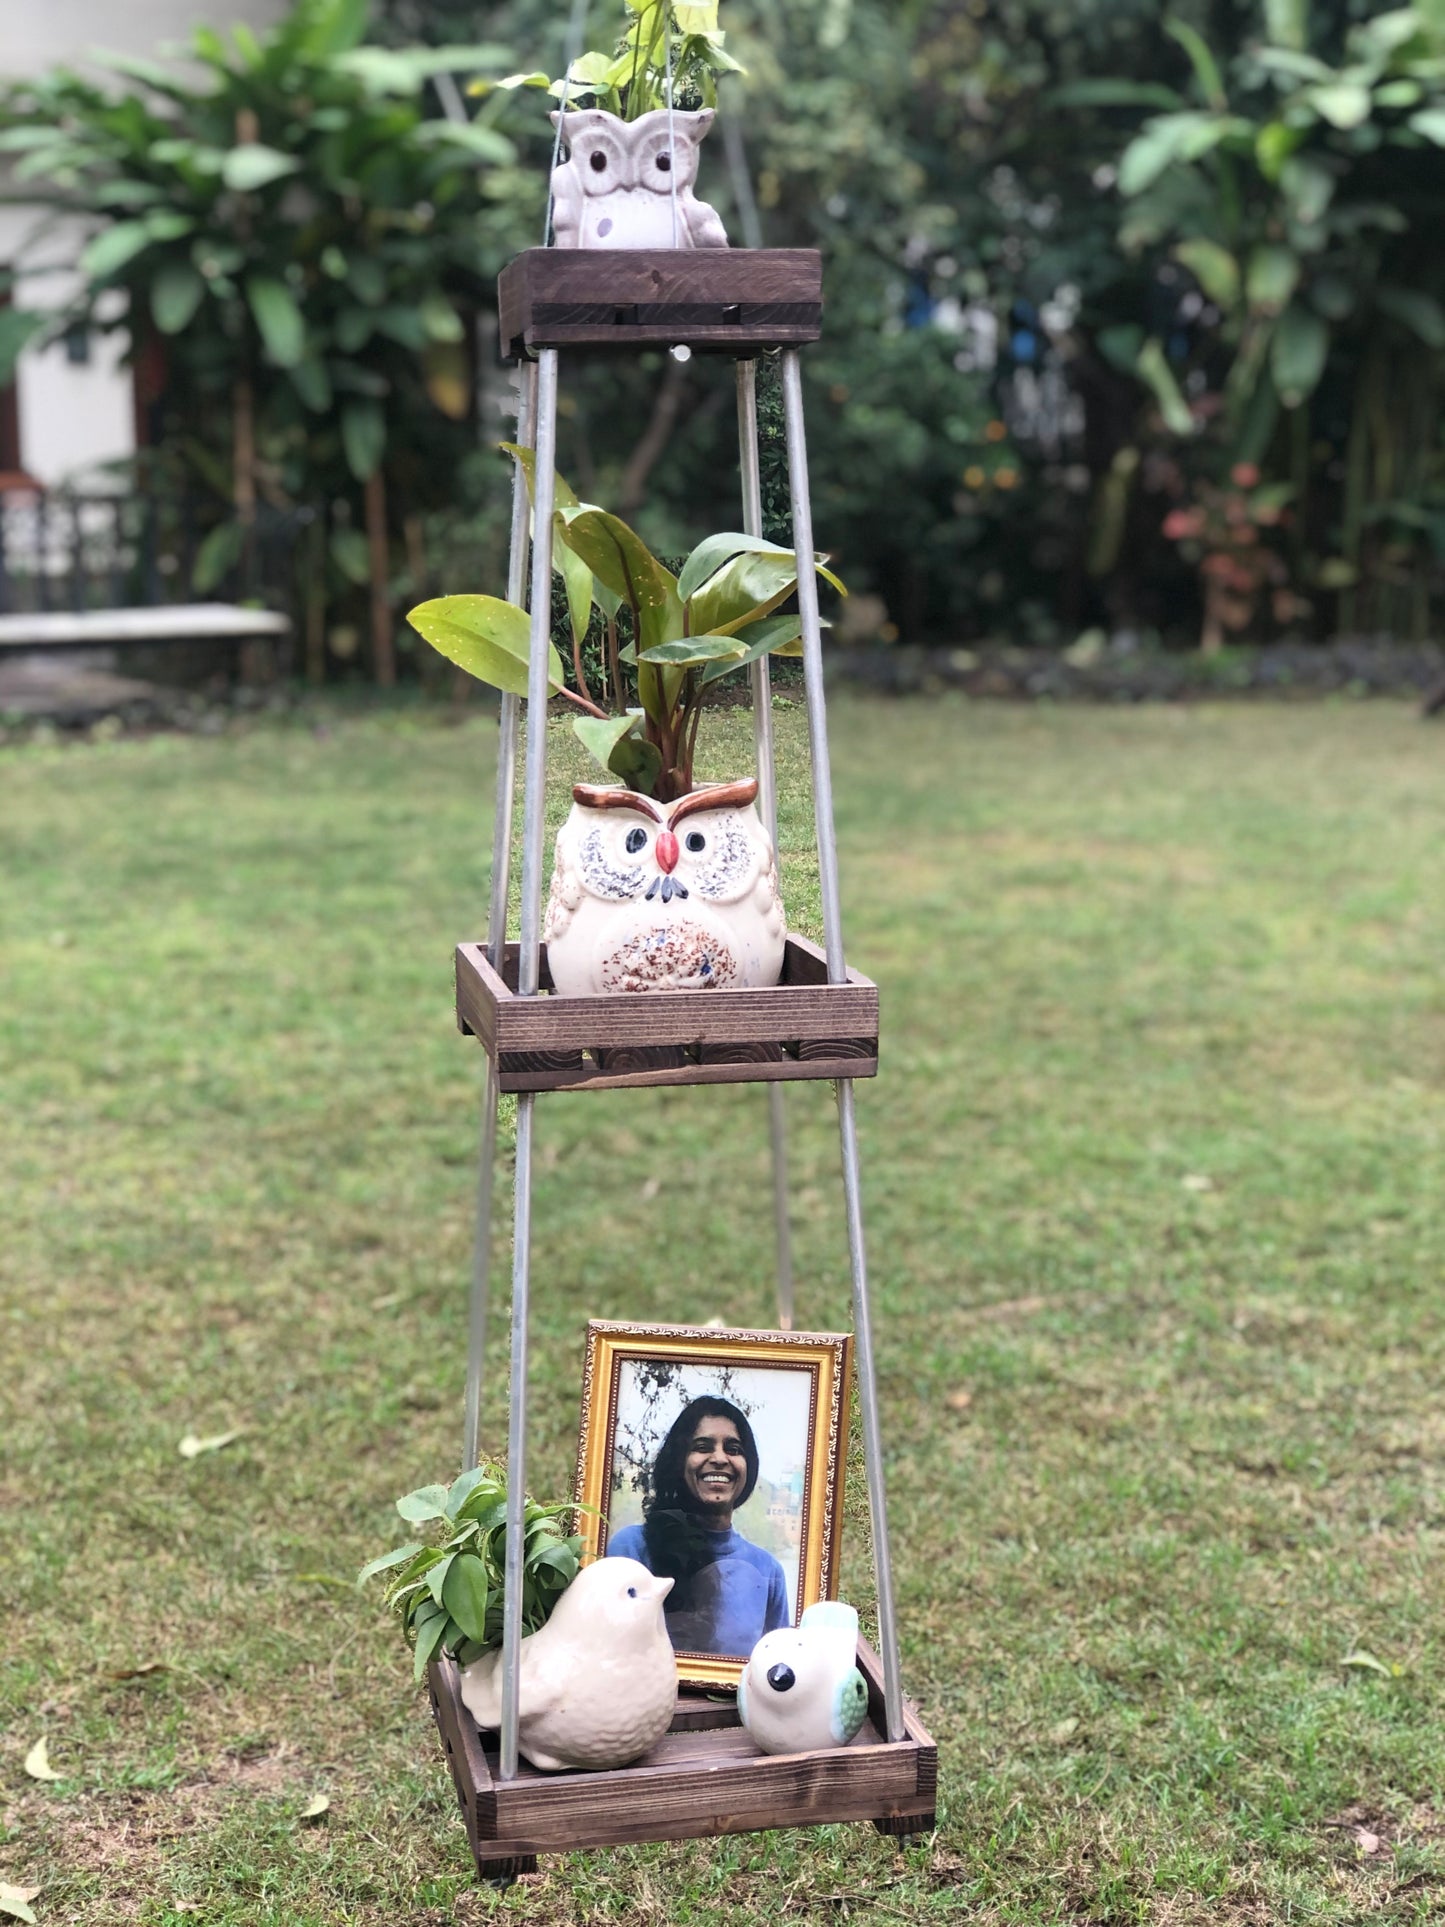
[428, 1638, 936, 1881]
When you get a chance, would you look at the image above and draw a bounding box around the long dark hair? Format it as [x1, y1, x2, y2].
[641, 1395, 759, 1581]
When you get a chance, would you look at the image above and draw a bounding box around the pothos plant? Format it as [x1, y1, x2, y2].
[478, 1, 741, 121]
[408, 446, 843, 803]
[358, 1464, 583, 1682]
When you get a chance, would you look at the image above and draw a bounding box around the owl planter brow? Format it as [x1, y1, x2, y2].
[549, 108, 729, 250]
[544, 779, 785, 995]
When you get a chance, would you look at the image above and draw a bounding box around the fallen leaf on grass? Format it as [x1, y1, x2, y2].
[0, 1884, 39, 1925]
[110, 1662, 167, 1680]
[1341, 1649, 1402, 1677]
[23, 1740, 61, 1783]
[1048, 1717, 1080, 1744]
[1181, 1173, 1215, 1193]
[944, 1389, 972, 1414]
[178, 1430, 242, 1459]
[300, 1794, 330, 1823]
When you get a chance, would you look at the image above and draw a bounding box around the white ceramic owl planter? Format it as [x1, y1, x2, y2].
[549, 108, 729, 250]
[544, 779, 785, 996]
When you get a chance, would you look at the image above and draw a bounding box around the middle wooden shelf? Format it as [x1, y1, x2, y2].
[456, 934, 878, 1093]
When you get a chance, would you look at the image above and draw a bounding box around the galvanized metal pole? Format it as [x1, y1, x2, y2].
[500, 349, 560, 1783]
[737, 361, 795, 1332]
[463, 361, 538, 1472]
[779, 349, 904, 1743]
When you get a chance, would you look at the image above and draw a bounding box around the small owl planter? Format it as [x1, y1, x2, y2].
[549, 108, 729, 250]
[544, 780, 785, 996]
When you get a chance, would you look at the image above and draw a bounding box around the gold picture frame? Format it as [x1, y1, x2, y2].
[574, 1320, 853, 1689]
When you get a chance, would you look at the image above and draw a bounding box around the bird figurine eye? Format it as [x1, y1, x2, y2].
[625, 827, 647, 854]
[656, 152, 672, 172]
[685, 831, 706, 852]
[765, 1663, 796, 1693]
[590, 150, 608, 173]
[627, 1586, 638, 1598]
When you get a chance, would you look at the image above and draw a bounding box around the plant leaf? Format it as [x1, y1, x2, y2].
[425, 1553, 456, 1608]
[412, 1607, 450, 1681]
[0, 1885, 39, 1925]
[1271, 303, 1329, 406]
[246, 275, 306, 368]
[442, 1554, 491, 1641]
[555, 506, 682, 652]
[572, 714, 663, 793]
[698, 612, 805, 685]
[395, 1483, 451, 1524]
[1408, 106, 1445, 144]
[300, 1792, 330, 1822]
[445, 1466, 500, 1520]
[151, 263, 205, 334]
[1246, 244, 1301, 315]
[357, 1541, 425, 1586]
[1376, 285, 1445, 348]
[498, 440, 582, 511]
[79, 220, 155, 279]
[1309, 82, 1372, 129]
[406, 595, 565, 698]
[340, 398, 386, 481]
[1136, 338, 1195, 435]
[1164, 16, 1227, 110]
[24, 1738, 62, 1782]
[223, 143, 301, 192]
[1174, 239, 1240, 308]
[178, 1428, 241, 1458]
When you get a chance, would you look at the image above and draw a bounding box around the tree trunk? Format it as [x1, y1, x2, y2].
[618, 360, 689, 518]
[365, 467, 395, 688]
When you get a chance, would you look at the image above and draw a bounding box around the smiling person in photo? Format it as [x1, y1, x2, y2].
[607, 1395, 791, 1657]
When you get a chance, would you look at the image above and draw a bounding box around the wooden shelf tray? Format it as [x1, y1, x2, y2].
[456, 935, 878, 1093]
[499, 248, 823, 358]
[428, 1638, 936, 1881]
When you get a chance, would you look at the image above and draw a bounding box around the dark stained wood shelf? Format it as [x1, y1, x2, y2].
[498, 248, 823, 358]
[456, 935, 878, 1092]
[429, 1638, 936, 1879]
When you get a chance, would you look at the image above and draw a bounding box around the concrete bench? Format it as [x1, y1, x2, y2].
[0, 603, 290, 651]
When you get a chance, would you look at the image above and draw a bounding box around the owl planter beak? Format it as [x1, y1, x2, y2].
[655, 832, 679, 874]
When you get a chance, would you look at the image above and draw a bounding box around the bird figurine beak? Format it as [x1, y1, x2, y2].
[655, 831, 679, 874]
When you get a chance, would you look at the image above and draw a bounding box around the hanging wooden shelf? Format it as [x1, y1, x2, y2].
[455, 935, 878, 1092]
[428, 1638, 936, 1880]
[498, 248, 823, 359]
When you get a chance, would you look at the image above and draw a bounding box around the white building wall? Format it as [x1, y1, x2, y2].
[2, 0, 288, 488]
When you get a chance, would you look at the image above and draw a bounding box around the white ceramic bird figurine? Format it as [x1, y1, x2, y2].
[544, 780, 785, 995]
[549, 108, 729, 250]
[458, 1557, 677, 1772]
[737, 1601, 869, 1756]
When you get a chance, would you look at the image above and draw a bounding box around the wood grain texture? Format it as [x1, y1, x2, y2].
[427, 1640, 936, 1865]
[495, 1050, 876, 1093]
[499, 248, 823, 358]
[456, 939, 878, 1050]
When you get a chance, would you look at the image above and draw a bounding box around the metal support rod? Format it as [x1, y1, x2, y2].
[500, 350, 561, 1783]
[779, 349, 904, 1742]
[737, 361, 795, 1331]
[463, 364, 538, 1474]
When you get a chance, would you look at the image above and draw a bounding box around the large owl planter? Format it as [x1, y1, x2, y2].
[549, 108, 729, 251]
[544, 781, 785, 996]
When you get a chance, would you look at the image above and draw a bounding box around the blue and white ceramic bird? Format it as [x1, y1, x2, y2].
[737, 1601, 868, 1756]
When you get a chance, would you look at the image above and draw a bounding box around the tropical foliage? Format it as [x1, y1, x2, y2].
[359, 1465, 583, 1681]
[3, 0, 1443, 663]
[480, 1, 743, 121]
[408, 446, 840, 800]
[0, 0, 522, 680]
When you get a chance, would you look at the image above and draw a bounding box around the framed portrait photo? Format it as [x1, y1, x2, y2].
[574, 1321, 852, 1689]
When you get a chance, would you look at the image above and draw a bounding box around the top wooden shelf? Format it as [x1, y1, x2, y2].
[498, 248, 823, 359]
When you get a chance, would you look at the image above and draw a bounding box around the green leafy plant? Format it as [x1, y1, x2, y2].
[479, 1, 742, 121]
[1086, 3, 1445, 637]
[408, 446, 841, 801]
[0, 0, 522, 681]
[358, 1464, 583, 1682]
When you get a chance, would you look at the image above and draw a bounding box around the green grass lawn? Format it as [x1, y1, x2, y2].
[3, 696, 1444, 1926]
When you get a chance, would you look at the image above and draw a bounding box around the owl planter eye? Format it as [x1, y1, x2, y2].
[681, 817, 755, 903]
